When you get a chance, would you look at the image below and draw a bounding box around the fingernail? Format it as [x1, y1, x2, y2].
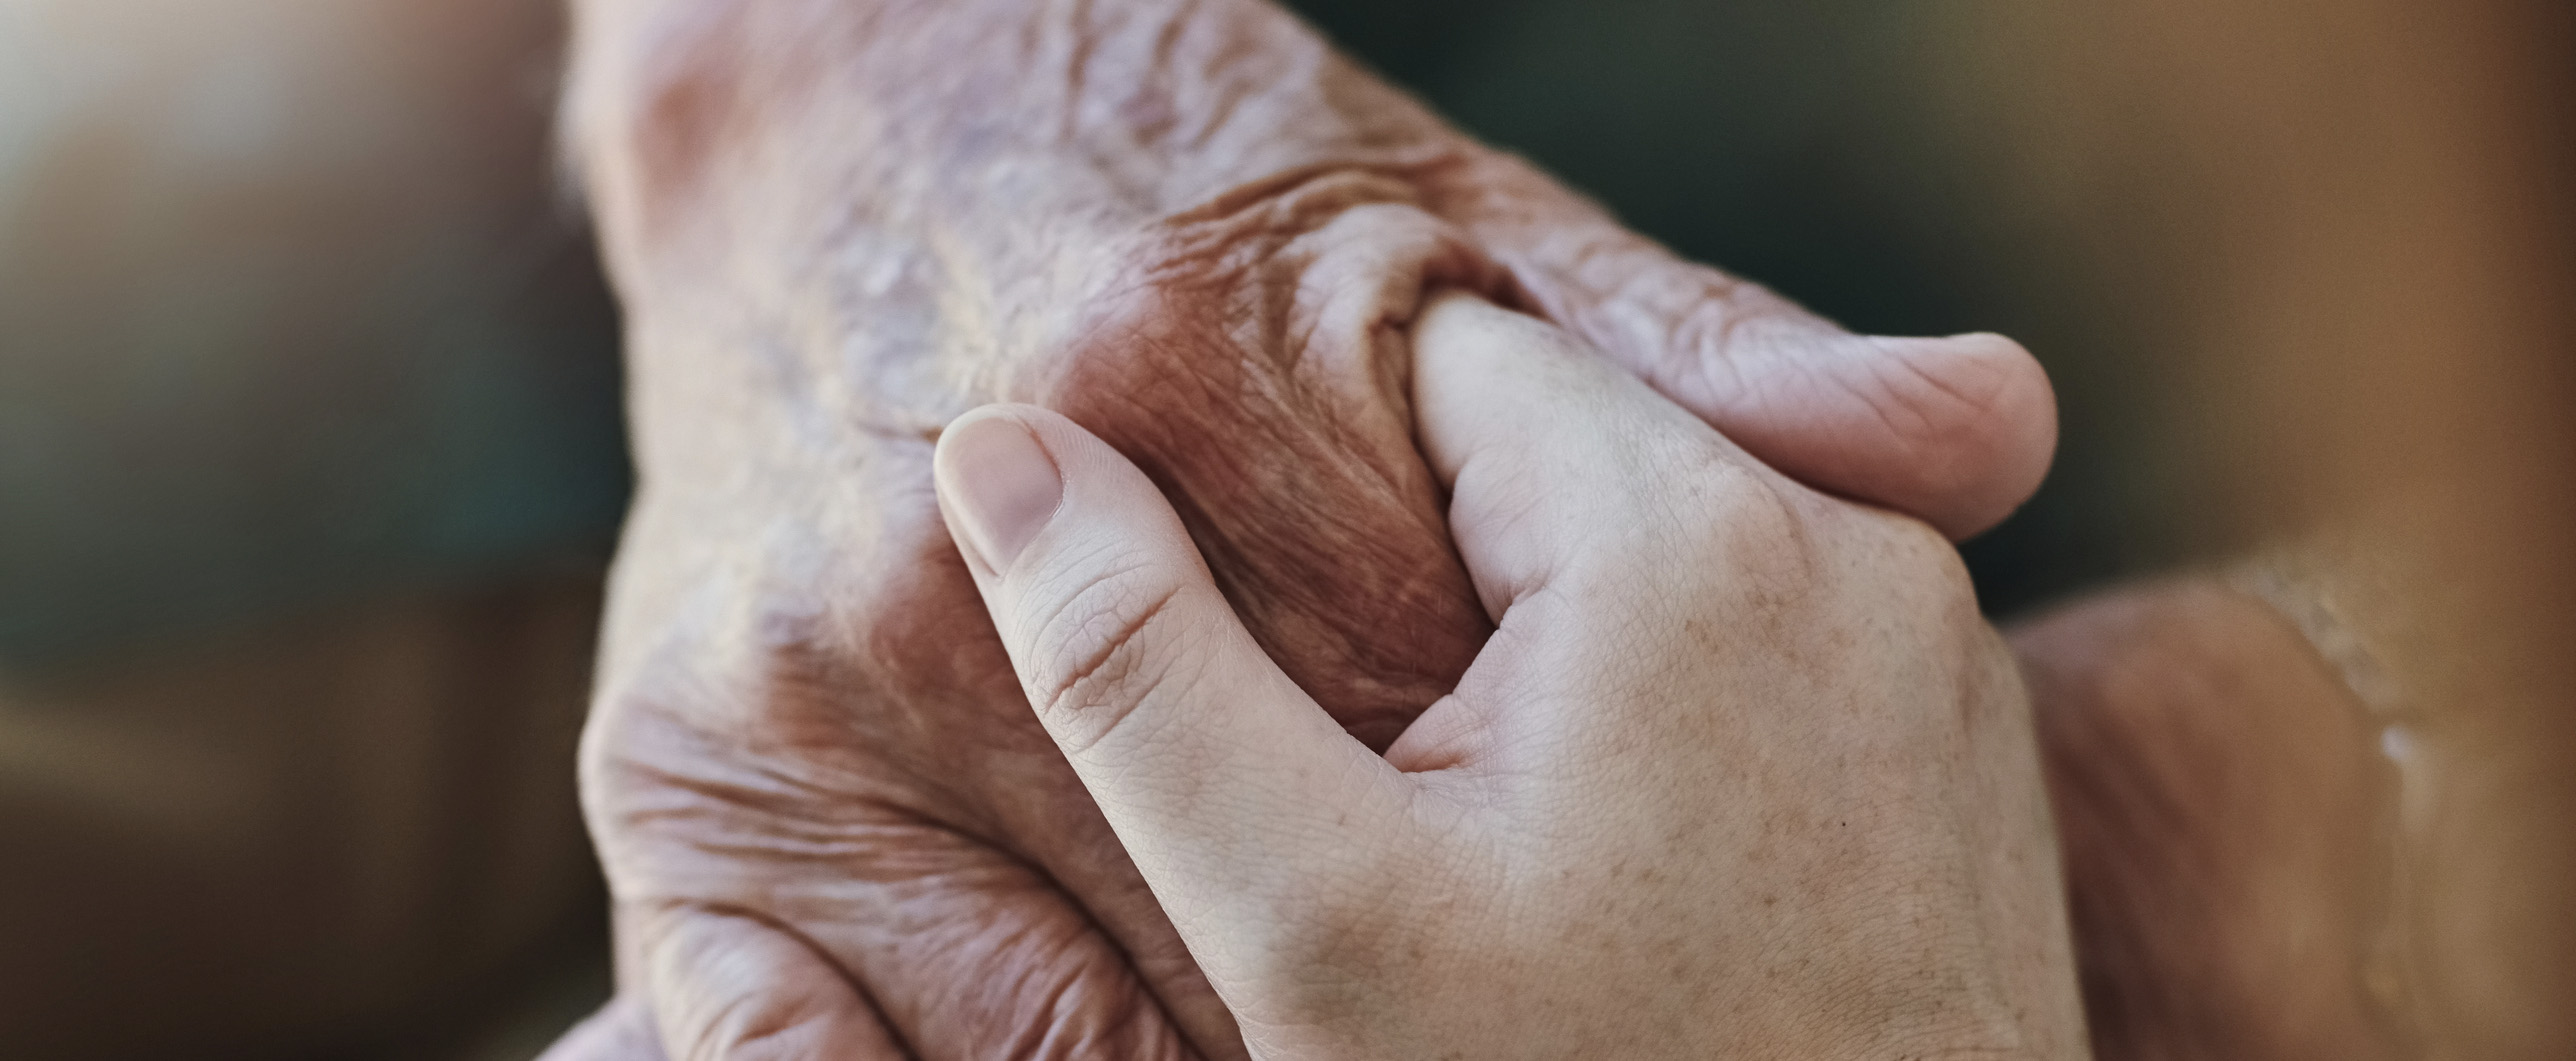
[938, 412, 1063, 572]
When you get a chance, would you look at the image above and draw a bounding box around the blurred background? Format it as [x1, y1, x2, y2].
[3, 0, 2569, 1057]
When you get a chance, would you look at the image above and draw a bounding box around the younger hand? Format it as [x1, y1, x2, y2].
[934, 295, 2087, 1058]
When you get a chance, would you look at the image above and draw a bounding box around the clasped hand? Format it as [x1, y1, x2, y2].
[935, 295, 2086, 1059]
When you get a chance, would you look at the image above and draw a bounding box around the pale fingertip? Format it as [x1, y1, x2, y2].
[934, 408, 1065, 575]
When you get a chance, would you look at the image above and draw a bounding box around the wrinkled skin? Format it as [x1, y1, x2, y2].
[550, 0, 2062, 1057]
[929, 298, 2088, 1058]
[540, 1, 2426, 1058]
[551, 576, 2416, 1061]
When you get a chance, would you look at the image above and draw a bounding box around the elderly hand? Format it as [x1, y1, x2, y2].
[933, 294, 2085, 1058]
[552, 0, 2055, 1057]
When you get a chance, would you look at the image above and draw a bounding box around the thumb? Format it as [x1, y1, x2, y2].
[931, 405, 1411, 968]
[1432, 153, 2057, 539]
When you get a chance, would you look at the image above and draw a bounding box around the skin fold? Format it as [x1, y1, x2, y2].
[931, 295, 2088, 1059]
[543, 2, 2411, 1061]
[553, 0, 2057, 1058]
[533, 0, 2421, 1050]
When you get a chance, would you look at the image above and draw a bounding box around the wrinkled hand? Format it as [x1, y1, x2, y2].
[931, 294, 2084, 1058]
[551, 0, 2056, 1057]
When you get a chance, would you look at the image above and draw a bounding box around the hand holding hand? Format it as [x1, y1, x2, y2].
[561, 1, 2058, 1053]
[936, 295, 2086, 1058]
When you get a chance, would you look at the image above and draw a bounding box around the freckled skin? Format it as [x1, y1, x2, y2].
[539, 0, 2409, 1053]
[928, 301, 2091, 1059]
[542, 0, 2082, 1058]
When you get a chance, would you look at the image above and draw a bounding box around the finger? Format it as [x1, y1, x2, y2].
[624, 853, 1209, 1061]
[931, 405, 1412, 975]
[586, 580, 1229, 1060]
[982, 771, 1247, 1061]
[598, 738, 1214, 1061]
[537, 995, 668, 1061]
[1391, 294, 1858, 781]
[1433, 157, 2056, 539]
[1404, 293, 1773, 621]
[638, 904, 907, 1061]
[750, 828, 1211, 1061]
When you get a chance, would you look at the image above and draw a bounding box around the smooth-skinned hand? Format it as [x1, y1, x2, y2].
[550, 1, 2059, 1056]
[931, 294, 2087, 1059]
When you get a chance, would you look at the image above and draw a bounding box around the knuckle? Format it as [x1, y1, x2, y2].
[1053, 176, 1476, 409]
[1885, 514, 1986, 620]
[1645, 434, 1982, 626]
[1671, 448, 1824, 591]
[573, 687, 640, 808]
[1831, 504, 1989, 641]
[1547, 430, 1829, 607]
[1030, 176, 1504, 748]
[644, 905, 853, 1061]
[1019, 559, 1193, 753]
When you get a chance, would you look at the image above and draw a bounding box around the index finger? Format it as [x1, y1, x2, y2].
[1407, 293, 1781, 623]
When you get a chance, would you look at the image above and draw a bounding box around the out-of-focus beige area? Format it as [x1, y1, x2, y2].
[0, 582, 606, 1059]
[2, 0, 621, 1057]
[3, 0, 2568, 1058]
[1933, 2, 2576, 1052]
